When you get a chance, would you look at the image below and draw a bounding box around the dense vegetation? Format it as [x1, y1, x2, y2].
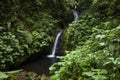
[0, 0, 120, 80]
[50, 0, 120, 80]
[0, 0, 73, 70]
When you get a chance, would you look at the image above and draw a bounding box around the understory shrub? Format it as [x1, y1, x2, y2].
[0, 0, 73, 70]
[50, 0, 120, 80]
[0, 13, 55, 70]
[63, 0, 120, 51]
[50, 24, 120, 80]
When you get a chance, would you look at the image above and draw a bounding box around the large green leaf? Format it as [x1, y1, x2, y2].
[0, 72, 8, 79]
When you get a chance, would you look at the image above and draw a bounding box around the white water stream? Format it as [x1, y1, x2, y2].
[72, 5, 79, 21]
[47, 31, 62, 58]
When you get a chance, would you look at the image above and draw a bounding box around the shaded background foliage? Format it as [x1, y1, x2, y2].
[0, 0, 74, 70]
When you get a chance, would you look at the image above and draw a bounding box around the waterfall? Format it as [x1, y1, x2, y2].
[72, 5, 79, 21]
[47, 31, 62, 58]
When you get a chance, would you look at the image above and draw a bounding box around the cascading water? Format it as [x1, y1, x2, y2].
[20, 31, 62, 75]
[18, 3, 80, 77]
[47, 30, 62, 58]
[72, 5, 79, 21]
[19, 4, 79, 76]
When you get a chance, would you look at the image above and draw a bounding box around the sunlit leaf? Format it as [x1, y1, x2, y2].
[0, 72, 8, 79]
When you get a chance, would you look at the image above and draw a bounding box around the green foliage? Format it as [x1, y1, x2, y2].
[0, 72, 8, 79]
[63, 13, 96, 50]
[0, 12, 55, 69]
[51, 0, 120, 80]
[63, 0, 120, 51]
[1, 0, 84, 70]
[0, 0, 60, 69]
[50, 24, 120, 80]
[0, 70, 22, 79]
[0, 0, 83, 70]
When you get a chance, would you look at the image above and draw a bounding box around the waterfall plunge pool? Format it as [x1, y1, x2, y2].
[19, 31, 63, 76]
[19, 55, 58, 76]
